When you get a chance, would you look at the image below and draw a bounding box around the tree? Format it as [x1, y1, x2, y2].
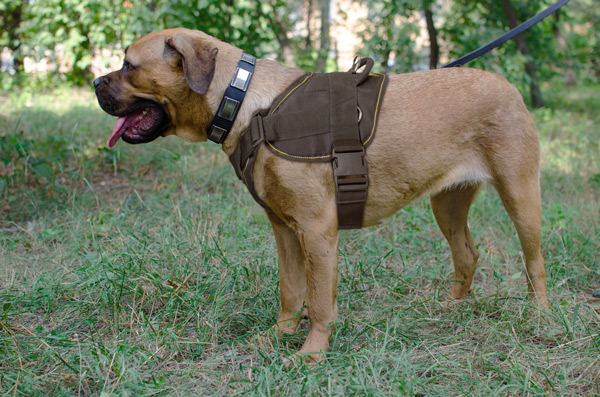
[551, 11, 577, 86]
[353, 0, 442, 73]
[501, 0, 544, 108]
[423, 0, 439, 69]
[6, 0, 599, 87]
[133, 0, 333, 70]
[354, 0, 422, 74]
[257, 0, 330, 69]
[263, 0, 297, 67]
[128, 0, 276, 58]
[315, 0, 331, 72]
[21, 0, 134, 84]
[0, 0, 27, 73]
[442, 0, 557, 108]
[565, 0, 600, 82]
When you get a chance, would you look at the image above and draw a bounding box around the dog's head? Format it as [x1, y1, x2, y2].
[94, 28, 220, 147]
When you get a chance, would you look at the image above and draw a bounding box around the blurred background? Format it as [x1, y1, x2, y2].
[1, 0, 599, 108]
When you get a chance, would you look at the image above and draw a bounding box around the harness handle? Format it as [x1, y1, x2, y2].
[349, 56, 374, 86]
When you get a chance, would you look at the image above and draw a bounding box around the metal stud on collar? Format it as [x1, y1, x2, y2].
[207, 53, 256, 144]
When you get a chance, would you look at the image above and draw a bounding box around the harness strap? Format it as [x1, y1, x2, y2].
[329, 71, 368, 229]
[229, 114, 268, 208]
[230, 61, 383, 230]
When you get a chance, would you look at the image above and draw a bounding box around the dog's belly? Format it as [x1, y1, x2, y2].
[360, 68, 524, 226]
[363, 154, 491, 226]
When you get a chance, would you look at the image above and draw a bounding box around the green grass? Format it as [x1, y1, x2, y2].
[1, 82, 599, 395]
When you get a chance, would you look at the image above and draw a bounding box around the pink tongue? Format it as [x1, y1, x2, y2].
[107, 116, 127, 148]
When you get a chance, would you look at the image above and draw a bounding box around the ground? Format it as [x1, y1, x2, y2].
[0, 82, 599, 395]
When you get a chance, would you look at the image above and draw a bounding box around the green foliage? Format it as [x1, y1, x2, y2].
[351, 0, 600, 103]
[2, 0, 599, 89]
[567, 0, 600, 80]
[20, 0, 134, 84]
[441, 1, 554, 88]
[442, 0, 599, 84]
[0, 1, 23, 48]
[354, 0, 423, 73]
[128, 0, 279, 58]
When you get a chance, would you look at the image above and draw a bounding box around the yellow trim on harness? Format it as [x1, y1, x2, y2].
[264, 72, 387, 159]
[241, 157, 251, 186]
[363, 73, 386, 146]
[266, 141, 332, 160]
[270, 73, 314, 116]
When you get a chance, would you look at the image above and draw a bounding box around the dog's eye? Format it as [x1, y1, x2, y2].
[122, 60, 135, 72]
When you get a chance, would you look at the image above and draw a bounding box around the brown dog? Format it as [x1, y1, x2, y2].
[94, 28, 549, 362]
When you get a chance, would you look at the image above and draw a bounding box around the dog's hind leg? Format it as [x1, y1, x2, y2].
[493, 172, 550, 308]
[268, 213, 307, 334]
[430, 183, 481, 301]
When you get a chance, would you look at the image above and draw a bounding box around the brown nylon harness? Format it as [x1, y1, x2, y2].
[229, 58, 388, 229]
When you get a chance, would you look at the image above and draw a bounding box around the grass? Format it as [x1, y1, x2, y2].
[1, 81, 599, 395]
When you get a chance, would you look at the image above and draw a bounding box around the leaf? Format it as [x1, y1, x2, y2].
[589, 173, 600, 189]
[31, 161, 53, 180]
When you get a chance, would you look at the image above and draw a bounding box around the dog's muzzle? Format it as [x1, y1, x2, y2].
[94, 76, 170, 147]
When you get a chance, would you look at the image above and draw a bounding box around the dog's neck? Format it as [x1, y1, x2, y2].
[206, 48, 305, 156]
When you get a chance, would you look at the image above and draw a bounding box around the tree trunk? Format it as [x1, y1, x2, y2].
[593, 58, 600, 83]
[315, 0, 330, 72]
[332, 37, 339, 72]
[305, 0, 313, 49]
[424, 3, 439, 69]
[224, 0, 234, 42]
[277, 33, 297, 68]
[265, 1, 297, 67]
[1, 0, 26, 74]
[552, 12, 577, 86]
[501, 0, 544, 108]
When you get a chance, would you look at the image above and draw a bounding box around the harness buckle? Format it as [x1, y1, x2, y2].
[332, 141, 368, 205]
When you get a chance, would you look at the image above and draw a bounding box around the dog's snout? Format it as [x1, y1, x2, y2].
[93, 76, 104, 89]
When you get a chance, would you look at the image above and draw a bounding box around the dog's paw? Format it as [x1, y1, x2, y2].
[271, 314, 305, 335]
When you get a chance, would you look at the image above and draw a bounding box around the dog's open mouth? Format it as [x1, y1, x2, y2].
[107, 103, 169, 147]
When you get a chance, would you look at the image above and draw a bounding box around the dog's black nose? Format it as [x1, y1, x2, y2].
[93, 77, 103, 89]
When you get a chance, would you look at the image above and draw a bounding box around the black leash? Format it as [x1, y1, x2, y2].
[441, 0, 571, 68]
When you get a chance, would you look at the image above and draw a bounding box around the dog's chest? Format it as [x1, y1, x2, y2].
[230, 68, 388, 228]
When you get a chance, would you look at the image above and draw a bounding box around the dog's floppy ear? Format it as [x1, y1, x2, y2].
[166, 34, 218, 95]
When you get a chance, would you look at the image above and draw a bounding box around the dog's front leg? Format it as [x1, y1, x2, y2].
[269, 210, 339, 362]
[257, 154, 339, 362]
[294, 215, 339, 362]
[268, 213, 307, 334]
